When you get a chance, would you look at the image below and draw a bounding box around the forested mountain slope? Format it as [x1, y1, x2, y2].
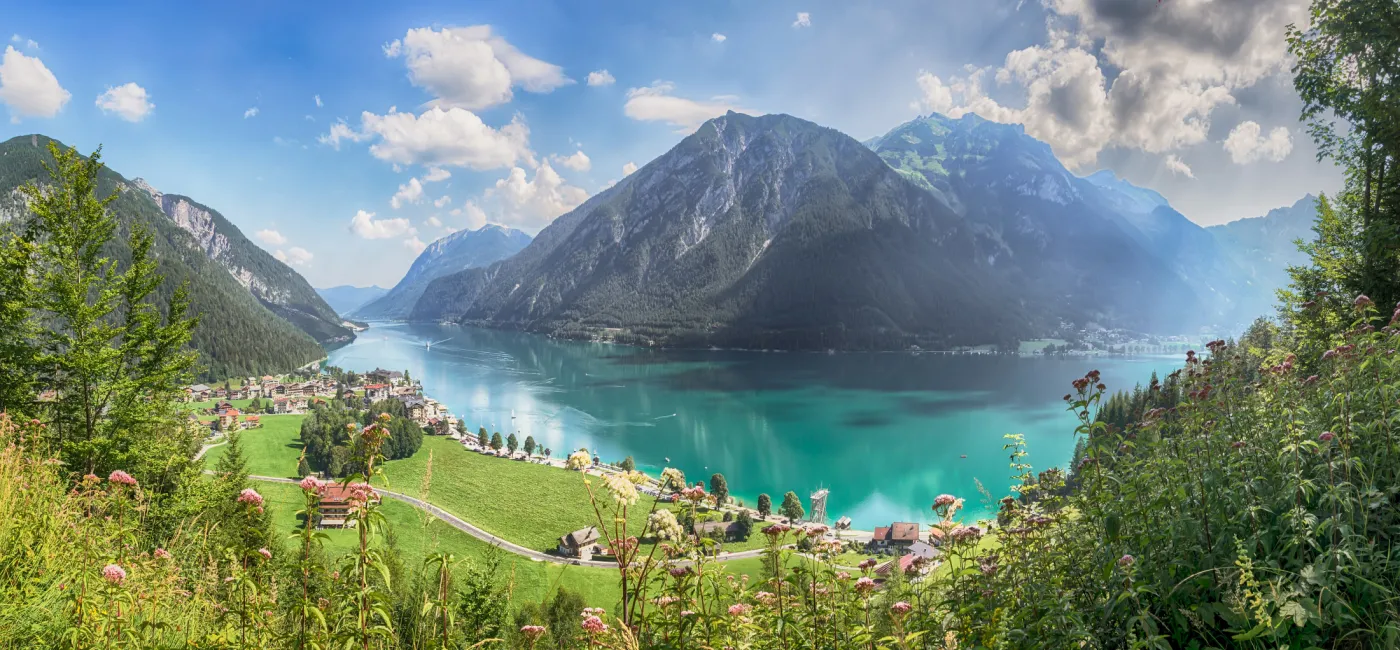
[1208, 194, 1318, 316]
[130, 179, 354, 346]
[0, 134, 327, 379]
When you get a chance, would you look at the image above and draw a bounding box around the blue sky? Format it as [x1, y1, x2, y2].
[2, 0, 1342, 288]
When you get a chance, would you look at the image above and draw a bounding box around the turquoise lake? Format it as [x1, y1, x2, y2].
[328, 323, 1184, 529]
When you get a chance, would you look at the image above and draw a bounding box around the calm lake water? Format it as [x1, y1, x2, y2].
[328, 323, 1183, 529]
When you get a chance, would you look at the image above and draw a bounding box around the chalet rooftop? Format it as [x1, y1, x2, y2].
[559, 526, 599, 548]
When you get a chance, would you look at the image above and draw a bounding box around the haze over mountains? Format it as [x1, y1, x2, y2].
[351, 224, 531, 321]
[316, 285, 388, 316]
[399, 112, 1316, 349]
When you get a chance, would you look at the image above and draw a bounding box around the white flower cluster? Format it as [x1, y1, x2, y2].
[566, 449, 591, 470]
[603, 471, 639, 507]
[660, 467, 686, 490]
[649, 509, 684, 542]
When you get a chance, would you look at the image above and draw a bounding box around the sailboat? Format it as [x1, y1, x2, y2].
[424, 337, 452, 351]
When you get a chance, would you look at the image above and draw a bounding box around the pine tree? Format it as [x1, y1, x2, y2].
[478, 426, 489, 448]
[215, 428, 249, 495]
[506, 433, 518, 454]
[490, 432, 503, 451]
[297, 448, 312, 478]
[757, 493, 772, 519]
[523, 435, 537, 456]
[10, 142, 199, 477]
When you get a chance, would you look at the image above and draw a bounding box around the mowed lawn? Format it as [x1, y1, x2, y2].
[202, 414, 308, 478]
[256, 480, 625, 607]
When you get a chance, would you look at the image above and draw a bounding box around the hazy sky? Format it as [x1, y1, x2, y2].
[1, 0, 1342, 287]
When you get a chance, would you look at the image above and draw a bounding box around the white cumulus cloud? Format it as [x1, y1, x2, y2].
[95, 82, 153, 122]
[433, 195, 452, 208]
[383, 25, 571, 110]
[0, 46, 70, 122]
[426, 216, 443, 228]
[349, 209, 416, 239]
[243, 106, 259, 118]
[347, 107, 532, 170]
[622, 161, 638, 176]
[274, 247, 313, 267]
[486, 161, 589, 230]
[550, 149, 591, 172]
[319, 120, 368, 149]
[255, 229, 287, 245]
[586, 69, 616, 87]
[391, 177, 425, 209]
[452, 201, 489, 230]
[793, 12, 811, 28]
[423, 167, 451, 182]
[624, 82, 749, 133]
[1164, 154, 1195, 178]
[1223, 121, 1293, 164]
[402, 236, 427, 254]
[712, 33, 727, 43]
[314, 94, 322, 107]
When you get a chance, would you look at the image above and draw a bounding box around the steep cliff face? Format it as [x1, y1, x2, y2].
[352, 224, 531, 321]
[130, 178, 353, 345]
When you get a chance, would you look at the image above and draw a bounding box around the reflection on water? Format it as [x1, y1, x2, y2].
[330, 323, 1183, 528]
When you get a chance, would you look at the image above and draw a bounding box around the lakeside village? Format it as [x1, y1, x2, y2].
[187, 368, 966, 581]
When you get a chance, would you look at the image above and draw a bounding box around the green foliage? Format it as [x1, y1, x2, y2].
[780, 490, 804, 522]
[299, 400, 420, 478]
[709, 472, 728, 506]
[507, 433, 519, 454]
[477, 426, 489, 448]
[524, 435, 537, 456]
[619, 455, 634, 472]
[489, 432, 503, 451]
[756, 493, 772, 519]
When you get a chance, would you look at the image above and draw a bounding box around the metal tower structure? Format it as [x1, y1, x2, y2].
[808, 488, 829, 524]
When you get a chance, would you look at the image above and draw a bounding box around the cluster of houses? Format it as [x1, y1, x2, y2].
[188, 368, 460, 434]
[868, 521, 941, 578]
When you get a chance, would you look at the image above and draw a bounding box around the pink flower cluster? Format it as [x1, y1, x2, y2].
[299, 475, 323, 491]
[579, 607, 608, 634]
[949, 525, 983, 544]
[108, 470, 138, 487]
[890, 601, 912, 615]
[520, 625, 547, 639]
[933, 494, 957, 508]
[1319, 431, 1336, 443]
[102, 563, 126, 585]
[258, 548, 272, 561]
[237, 488, 264, 508]
[855, 576, 876, 594]
[153, 548, 171, 560]
[679, 485, 707, 502]
[728, 603, 751, 616]
[857, 558, 878, 571]
[761, 523, 791, 537]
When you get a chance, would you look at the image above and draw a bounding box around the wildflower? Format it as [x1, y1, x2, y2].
[807, 524, 829, 536]
[835, 571, 851, 581]
[520, 625, 547, 640]
[298, 475, 322, 491]
[933, 494, 958, 508]
[754, 591, 776, 605]
[680, 485, 707, 503]
[580, 615, 607, 634]
[1118, 554, 1135, 567]
[602, 472, 639, 507]
[1303, 375, 1319, 385]
[652, 596, 679, 606]
[762, 523, 791, 537]
[331, 571, 339, 580]
[680, 610, 696, 617]
[153, 548, 171, 560]
[858, 558, 879, 571]
[855, 576, 876, 594]
[1355, 294, 1373, 308]
[108, 470, 137, 487]
[728, 603, 751, 616]
[649, 509, 684, 542]
[102, 563, 126, 585]
[669, 566, 691, 578]
[236, 488, 264, 508]
[1231, 441, 1245, 449]
[258, 548, 272, 561]
[83, 474, 101, 485]
[890, 601, 912, 616]
[1319, 431, 1335, 443]
[1322, 349, 1337, 361]
[979, 561, 998, 576]
[949, 525, 983, 544]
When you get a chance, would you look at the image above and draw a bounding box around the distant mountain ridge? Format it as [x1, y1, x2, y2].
[317, 285, 388, 316]
[411, 112, 1035, 349]
[129, 179, 354, 346]
[352, 224, 531, 320]
[0, 134, 330, 379]
[1208, 194, 1319, 315]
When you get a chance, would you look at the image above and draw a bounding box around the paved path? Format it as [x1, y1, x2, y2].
[241, 474, 773, 569]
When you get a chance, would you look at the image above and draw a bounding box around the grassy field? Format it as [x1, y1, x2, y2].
[202, 414, 308, 477]
[1017, 338, 1069, 354]
[257, 479, 625, 607]
[210, 420, 769, 565]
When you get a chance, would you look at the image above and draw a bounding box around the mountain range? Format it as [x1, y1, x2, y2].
[351, 224, 531, 321]
[0, 134, 346, 380]
[404, 112, 1318, 349]
[317, 285, 388, 316]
